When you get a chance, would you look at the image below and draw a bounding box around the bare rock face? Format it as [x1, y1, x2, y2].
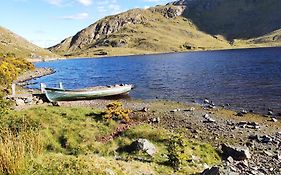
[221, 144, 251, 161]
[150, 5, 186, 18]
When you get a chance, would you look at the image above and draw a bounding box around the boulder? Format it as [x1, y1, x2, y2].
[221, 144, 251, 161]
[201, 167, 220, 175]
[130, 139, 157, 156]
[15, 99, 25, 106]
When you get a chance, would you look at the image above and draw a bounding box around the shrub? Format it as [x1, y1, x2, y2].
[0, 53, 34, 87]
[167, 133, 189, 171]
[102, 101, 132, 123]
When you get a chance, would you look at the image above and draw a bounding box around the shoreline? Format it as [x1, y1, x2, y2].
[28, 46, 281, 63]
[10, 96, 281, 174]
[15, 67, 55, 85]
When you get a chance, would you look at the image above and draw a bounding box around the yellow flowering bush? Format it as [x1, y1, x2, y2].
[102, 101, 132, 123]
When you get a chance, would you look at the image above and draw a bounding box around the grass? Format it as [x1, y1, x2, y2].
[0, 26, 57, 59]
[0, 105, 221, 174]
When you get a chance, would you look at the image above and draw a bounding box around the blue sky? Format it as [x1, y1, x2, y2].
[0, 0, 171, 48]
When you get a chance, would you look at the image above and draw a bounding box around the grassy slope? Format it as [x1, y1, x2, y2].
[49, 1, 281, 58]
[0, 26, 57, 59]
[49, 6, 232, 58]
[0, 106, 220, 174]
[184, 0, 281, 40]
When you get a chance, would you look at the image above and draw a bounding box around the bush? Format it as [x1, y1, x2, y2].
[102, 101, 132, 123]
[0, 53, 34, 87]
[167, 133, 189, 171]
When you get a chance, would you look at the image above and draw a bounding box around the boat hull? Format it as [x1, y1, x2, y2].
[44, 84, 133, 102]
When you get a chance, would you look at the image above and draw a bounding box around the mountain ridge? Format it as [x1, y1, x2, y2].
[49, 0, 281, 57]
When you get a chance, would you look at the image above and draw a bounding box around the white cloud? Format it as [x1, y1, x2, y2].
[97, 0, 122, 15]
[77, 0, 92, 6]
[143, 0, 162, 2]
[44, 0, 93, 6]
[44, 0, 64, 6]
[60, 12, 89, 20]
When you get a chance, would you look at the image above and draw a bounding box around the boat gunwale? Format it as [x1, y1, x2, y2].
[45, 84, 133, 93]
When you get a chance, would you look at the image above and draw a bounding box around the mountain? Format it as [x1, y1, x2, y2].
[49, 0, 281, 57]
[0, 26, 57, 60]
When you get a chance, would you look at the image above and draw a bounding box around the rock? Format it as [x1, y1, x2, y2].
[105, 168, 116, 175]
[237, 160, 249, 168]
[130, 139, 157, 156]
[15, 99, 25, 106]
[37, 99, 44, 105]
[273, 154, 281, 160]
[201, 167, 220, 175]
[238, 121, 260, 129]
[227, 156, 234, 163]
[184, 107, 195, 112]
[236, 112, 244, 117]
[149, 117, 160, 124]
[221, 144, 251, 160]
[268, 110, 273, 115]
[170, 109, 180, 113]
[203, 114, 210, 118]
[204, 98, 210, 104]
[263, 151, 273, 156]
[24, 97, 33, 104]
[270, 118, 278, 122]
[248, 134, 259, 140]
[260, 135, 272, 143]
[140, 107, 149, 112]
[205, 117, 216, 123]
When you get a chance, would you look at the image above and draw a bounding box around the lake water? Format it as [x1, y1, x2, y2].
[29, 47, 281, 115]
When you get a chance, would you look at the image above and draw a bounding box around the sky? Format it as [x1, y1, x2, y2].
[0, 0, 172, 48]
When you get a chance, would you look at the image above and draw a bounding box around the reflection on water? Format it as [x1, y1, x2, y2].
[29, 47, 281, 115]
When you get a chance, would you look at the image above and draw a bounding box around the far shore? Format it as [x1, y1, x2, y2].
[28, 45, 281, 63]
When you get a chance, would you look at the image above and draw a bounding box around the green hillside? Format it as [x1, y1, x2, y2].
[0, 26, 57, 60]
[183, 0, 281, 40]
[49, 0, 281, 57]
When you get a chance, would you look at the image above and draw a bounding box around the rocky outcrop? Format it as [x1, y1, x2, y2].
[221, 144, 251, 161]
[150, 5, 186, 18]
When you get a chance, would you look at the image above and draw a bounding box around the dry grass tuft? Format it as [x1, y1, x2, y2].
[0, 128, 42, 175]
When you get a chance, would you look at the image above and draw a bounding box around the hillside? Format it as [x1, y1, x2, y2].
[49, 0, 281, 57]
[0, 26, 57, 60]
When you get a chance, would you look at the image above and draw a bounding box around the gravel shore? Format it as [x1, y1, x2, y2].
[16, 67, 55, 85]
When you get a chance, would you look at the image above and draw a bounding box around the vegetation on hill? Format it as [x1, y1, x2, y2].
[0, 104, 220, 174]
[49, 0, 281, 58]
[0, 26, 57, 60]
